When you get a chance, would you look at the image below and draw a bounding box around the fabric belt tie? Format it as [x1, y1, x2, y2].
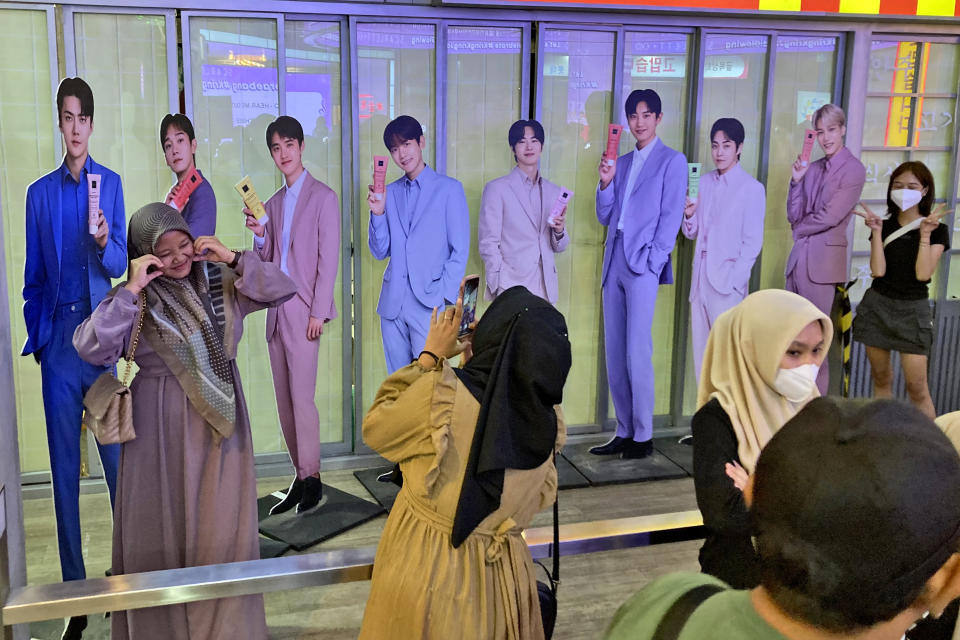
[398, 487, 521, 563]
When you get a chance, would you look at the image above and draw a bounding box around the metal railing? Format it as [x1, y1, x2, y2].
[2, 510, 704, 626]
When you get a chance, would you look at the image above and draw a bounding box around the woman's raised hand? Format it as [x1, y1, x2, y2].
[193, 236, 236, 264]
[124, 255, 163, 294]
[423, 297, 464, 362]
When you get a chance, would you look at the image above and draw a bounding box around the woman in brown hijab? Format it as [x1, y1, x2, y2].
[74, 203, 296, 639]
[359, 285, 572, 640]
[692, 289, 831, 589]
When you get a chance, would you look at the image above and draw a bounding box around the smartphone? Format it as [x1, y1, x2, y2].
[458, 274, 480, 338]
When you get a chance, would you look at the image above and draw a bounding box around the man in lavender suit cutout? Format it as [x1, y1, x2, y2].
[785, 103, 865, 395]
[682, 118, 765, 384]
[592, 89, 687, 459]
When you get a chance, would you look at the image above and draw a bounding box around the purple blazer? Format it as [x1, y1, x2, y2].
[596, 139, 687, 286]
[785, 146, 866, 285]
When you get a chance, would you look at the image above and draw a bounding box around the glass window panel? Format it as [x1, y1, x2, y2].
[189, 16, 283, 453]
[446, 26, 523, 289]
[948, 253, 960, 299]
[860, 150, 907, 200]
[286, 20, 344, 443]
[0, 8, 56, 473]
[760, 36, 838, 290]
[867, 40, 907, 93]
[913, 98, 955, 147]
[75, 13, 170, 218]
[952, 205, 960, 249]
[863, 96, 914, 148]
[925, 44, 960, 93]
[700, 34, 769, 177]
[357, 22, 436, 414]
[541, 29, 613, 423]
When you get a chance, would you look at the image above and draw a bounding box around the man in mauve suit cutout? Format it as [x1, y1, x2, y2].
[478, 118, 570, 305]
[785, 103, 866, 395]
[592, 89, 688, 460]
[366, 115, 470, 373]
[245, 116, 340, 516]
[22, 77, 125, 640]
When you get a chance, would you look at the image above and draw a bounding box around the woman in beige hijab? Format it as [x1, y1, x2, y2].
[692, 289, 831, 588]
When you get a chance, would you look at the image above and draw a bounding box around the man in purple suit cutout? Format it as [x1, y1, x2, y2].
[591, 89, 688, 459]
[785, 103, 865, 395]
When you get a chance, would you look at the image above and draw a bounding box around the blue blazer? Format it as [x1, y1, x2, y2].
[596, 140, 687, 286]
[368, 165, 470, 320]
[22, 157, 126, 356]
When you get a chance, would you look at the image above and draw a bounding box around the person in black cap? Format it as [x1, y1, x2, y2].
[605, 398, 960, 640]
[359, 284, 571, 640]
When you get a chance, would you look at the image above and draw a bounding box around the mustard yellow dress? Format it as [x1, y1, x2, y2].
[359, 360, 564, 640]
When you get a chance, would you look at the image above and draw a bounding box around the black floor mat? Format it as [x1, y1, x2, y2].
[561, 441, 688, 486]
[258, 486, 385, 551]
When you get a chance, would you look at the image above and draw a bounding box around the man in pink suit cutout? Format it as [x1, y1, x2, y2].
[478, 119, 569, 304]
[682, 118, 765, 383]
[245, 116, 340, 515]
[785, 103, 865, 395]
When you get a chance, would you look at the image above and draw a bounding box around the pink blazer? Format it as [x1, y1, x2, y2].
[785, 146, 866, 285]
[477, 167, 570, 304]
[256, 171, 340, 341]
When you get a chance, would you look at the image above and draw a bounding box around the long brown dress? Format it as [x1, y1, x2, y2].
[358, 360, 564, 640]
[74, 252, 294, 639]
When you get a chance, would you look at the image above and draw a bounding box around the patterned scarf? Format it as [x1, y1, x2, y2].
[127, 203, 237, 439]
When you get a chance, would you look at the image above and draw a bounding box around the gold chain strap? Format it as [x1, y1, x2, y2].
[121, 292, 146, 387]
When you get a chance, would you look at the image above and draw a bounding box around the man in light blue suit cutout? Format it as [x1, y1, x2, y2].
[367, 115, 469, 372]
[592, 89, 687, 460]
[22, 77, 125, 640]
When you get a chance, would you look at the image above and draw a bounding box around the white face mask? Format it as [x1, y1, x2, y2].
[891, 188, 923, 212]
[773, 364, 819, 403]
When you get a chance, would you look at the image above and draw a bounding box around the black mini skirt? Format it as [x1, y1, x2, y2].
[853, 287, 933, 356]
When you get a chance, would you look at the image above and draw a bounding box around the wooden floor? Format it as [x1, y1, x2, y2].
[21, 469, 701, 640]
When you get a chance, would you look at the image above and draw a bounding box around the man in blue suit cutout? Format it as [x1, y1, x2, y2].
[22, 77, 125, 640]
[592, 89, 687, 460]
[367, 115, 469, 373]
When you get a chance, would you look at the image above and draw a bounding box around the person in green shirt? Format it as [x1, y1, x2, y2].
[606, 398, 960, 640]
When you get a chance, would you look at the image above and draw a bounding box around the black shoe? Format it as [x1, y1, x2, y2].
[269, 477, 304, 516]
[61, 615, 87, 640]
[297, 476, 323, 514]
[376, 464, 403, 488]
[678, 435, 693, 446]
[589, 436, 630, 455]
[621, 439, 655, 460]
